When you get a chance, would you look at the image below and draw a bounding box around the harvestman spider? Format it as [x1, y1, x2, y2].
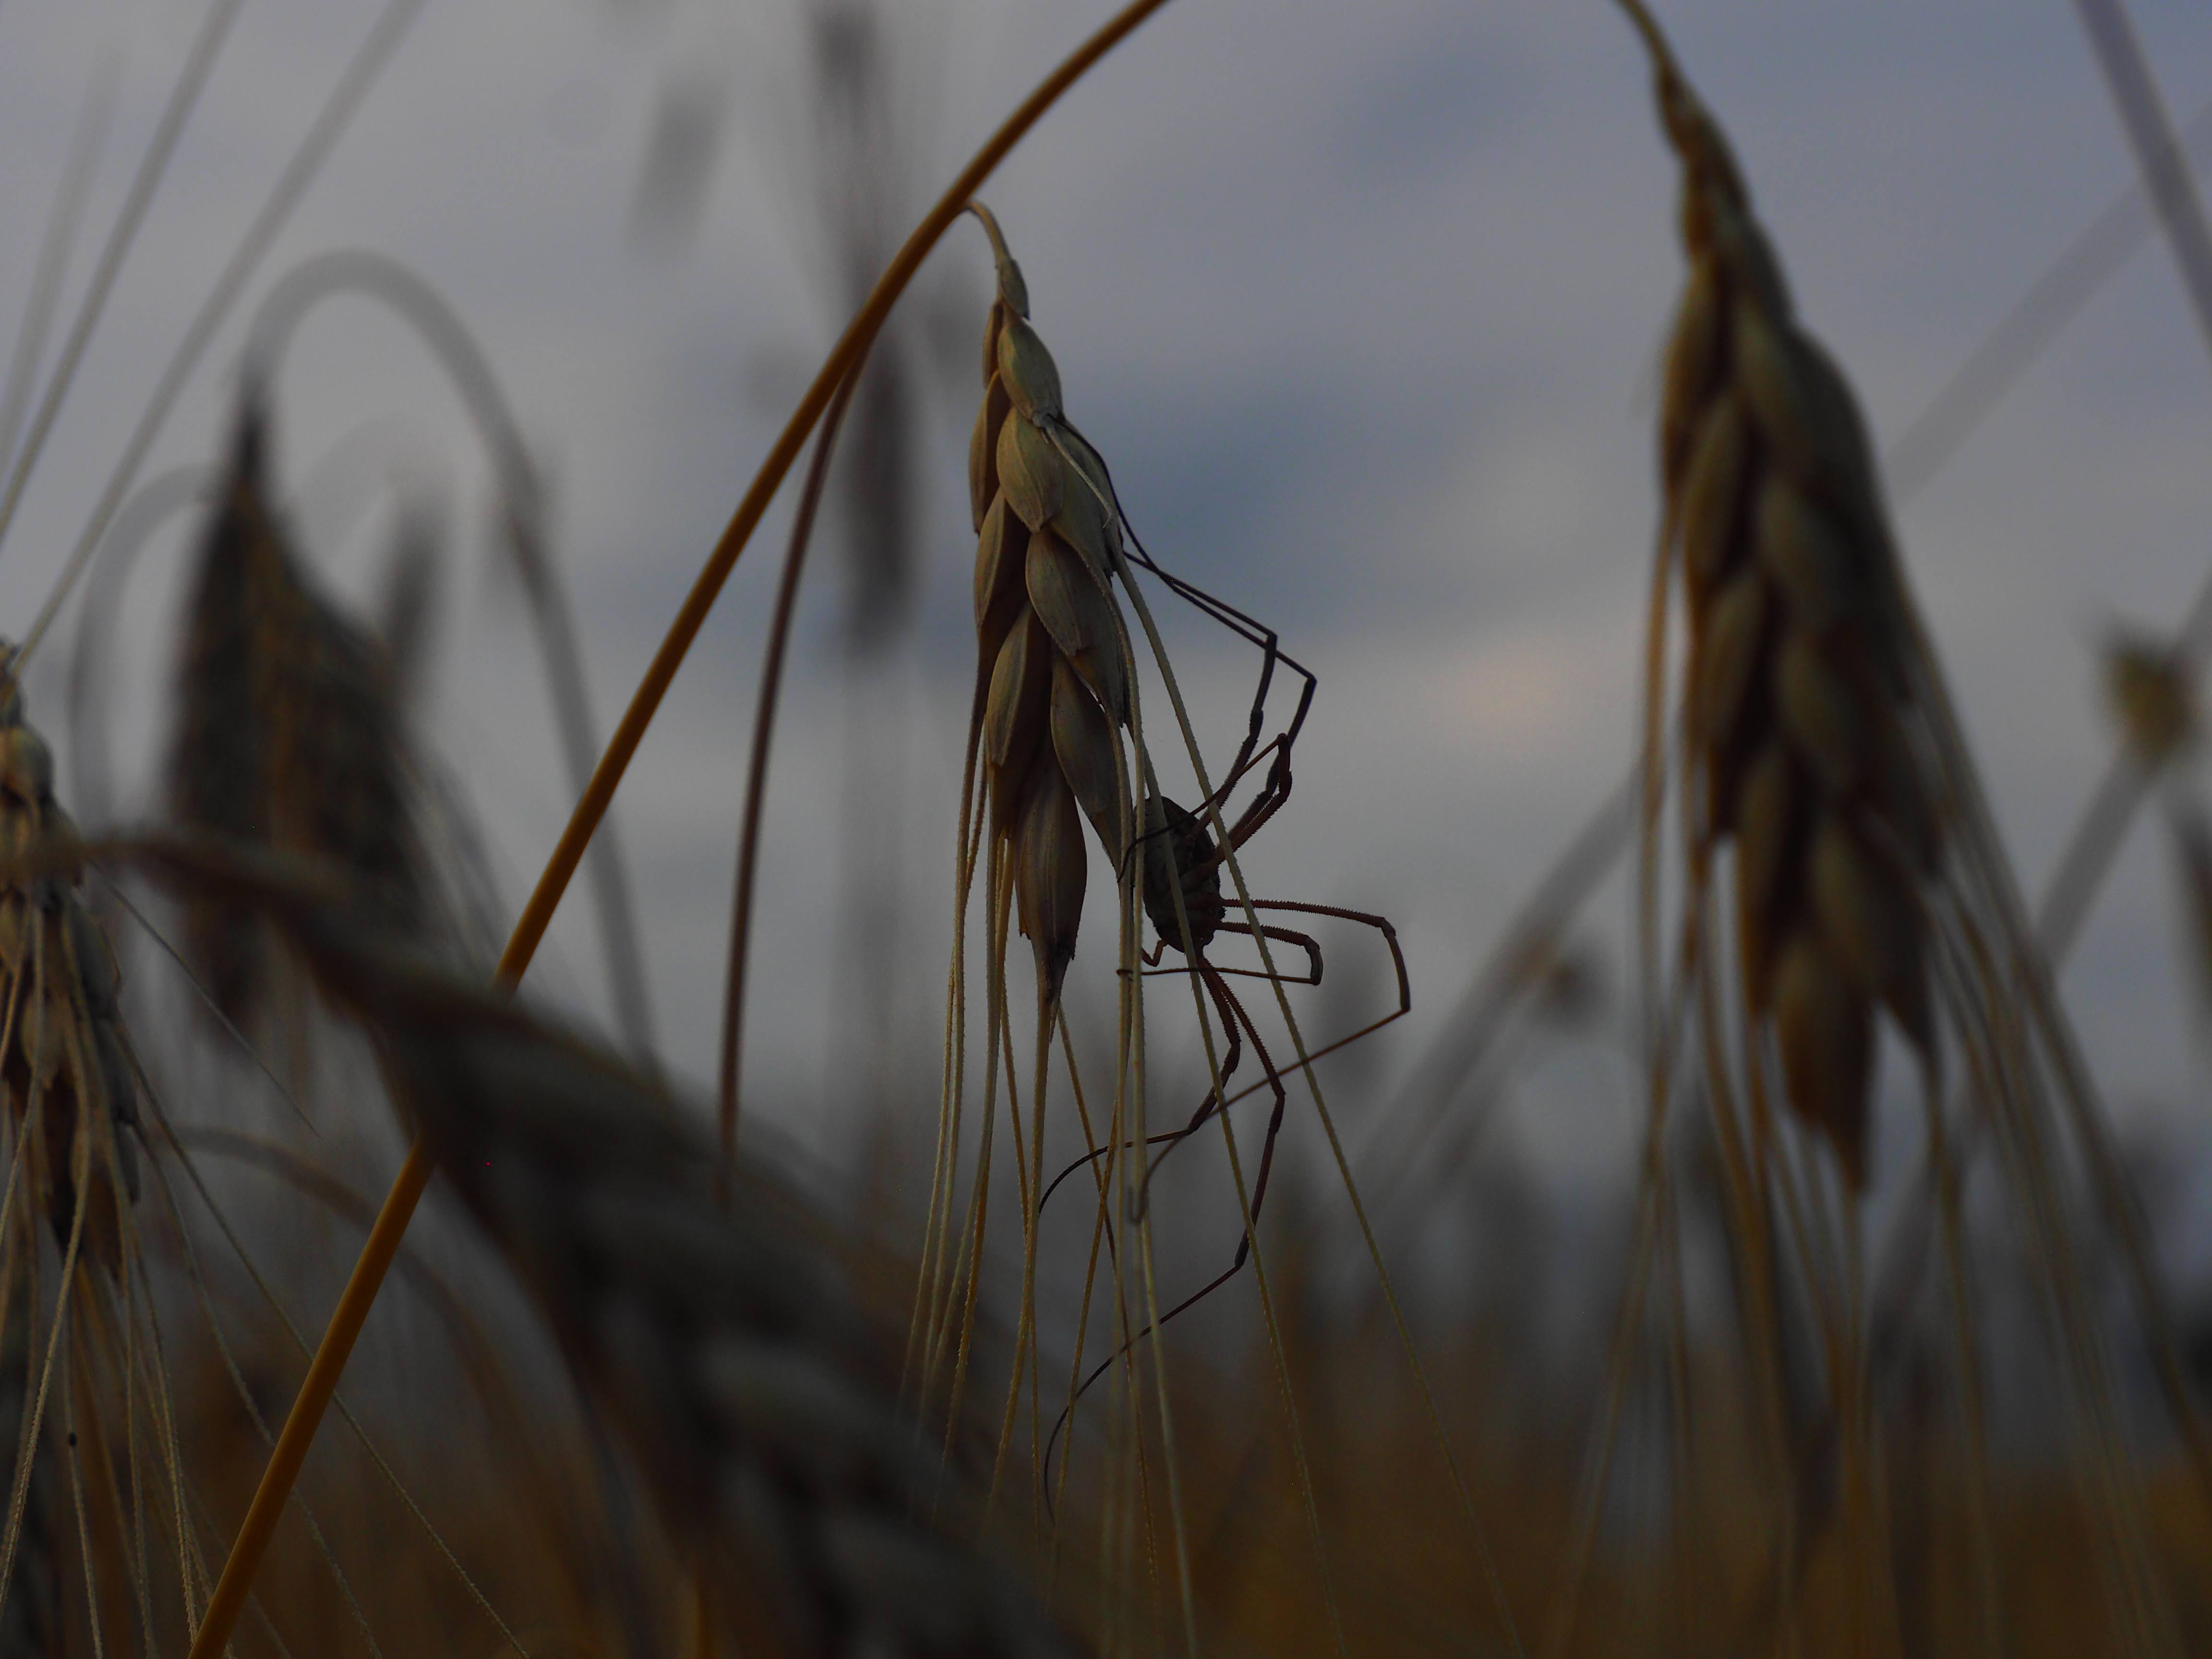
[1032, 423, 1412, 1481]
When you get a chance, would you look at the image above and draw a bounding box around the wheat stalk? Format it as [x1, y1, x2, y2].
[0, 1298, 59, 1659]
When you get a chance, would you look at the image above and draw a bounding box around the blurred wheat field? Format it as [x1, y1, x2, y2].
[0, 0, 2210, 1654]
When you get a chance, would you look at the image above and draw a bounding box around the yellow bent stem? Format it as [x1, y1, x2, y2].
[184, 3, 1178, 1653]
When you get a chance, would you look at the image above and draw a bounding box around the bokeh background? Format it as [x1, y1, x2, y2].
[4, 0, 2212, 1304]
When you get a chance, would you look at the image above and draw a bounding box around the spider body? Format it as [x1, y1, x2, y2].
[1017, 430, 1415, 1493]
[1141, 794, 1226, 951]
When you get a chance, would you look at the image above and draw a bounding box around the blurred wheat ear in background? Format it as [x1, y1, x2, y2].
[168, 393, 421, 1030]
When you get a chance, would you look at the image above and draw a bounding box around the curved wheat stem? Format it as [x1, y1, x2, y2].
[718, 359, 865, 1188]
[184, 10, 1184, 1648]
[244, 250, 661, 1067]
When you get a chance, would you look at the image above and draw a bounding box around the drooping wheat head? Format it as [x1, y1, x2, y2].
[967, 204, 1133, 1009]
[168, 390, 423, 1027]
[919, 204, 1172, 1596]
[136, 836, 1083, 1658]
[1635, 15, 1936, 1190]
[0, 651, 142, 1274]
[1594, 11, 2204, 1655]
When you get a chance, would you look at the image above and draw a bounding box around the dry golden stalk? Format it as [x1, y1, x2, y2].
[969, 204, 1131, 1005]
[0, 654, 141, 1269]
[134, 837, 1081, 1659]
[2104, 631, 2195, 769]
[168, 394, 422, 1024]
[1635, 17, 1938, 1187]
[0, 1300, 59, 1659]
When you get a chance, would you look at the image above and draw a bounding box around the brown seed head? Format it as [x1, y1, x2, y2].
[967, 206, 1133, 1005]
[0, 656, 143, 1270]
[168, 866, 1085, 1658]
[1637, 26, 1937, 1186]
[168, 393, 424, 1025]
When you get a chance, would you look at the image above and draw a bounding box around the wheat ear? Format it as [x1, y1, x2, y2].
[133, 836, 1085, 1659]
[167, 392, 423, 1025]
[1626, 8, 1936, 1189]
[0, 653, 144, 1276]
[968, 204, 1133, 1009]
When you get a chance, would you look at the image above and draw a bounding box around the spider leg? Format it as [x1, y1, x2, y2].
[1210, 921, 1323, 985]
[1038, 1128, 1184, 1217]
[1221, 742, 1294, 854]
[1038, 956, 1238, 1220]
[1242, 902, 1409, 1007]
[1200, 730, 1287, 826]
[1203, 903, 1413, 1118]
[1037, 962, 1250, 1504]
[1140, 957, 1249, 1191]
[1050, 418, 1318, 786]
[1041, 986, 1288, 1500]
[1144, 961, 1290, 1268]
[1044, 964, 1295, 1482]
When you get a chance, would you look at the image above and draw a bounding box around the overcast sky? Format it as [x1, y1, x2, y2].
[5, 0, 2212, 1274]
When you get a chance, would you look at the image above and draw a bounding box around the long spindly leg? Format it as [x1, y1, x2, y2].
[1050, 418, 1319, 799]
[1201, 921, 1323, 986]
[1035, 960, 1244, 1219]
[1202, 959, 1294, 1274]
[1145, 960, 1291, 1266]
[1139, 958, 1263, 1190]
[1041, 959, 1294, 1474]
[1203, 901, 1413, 1118]
[1213, 740, 1294, 859]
